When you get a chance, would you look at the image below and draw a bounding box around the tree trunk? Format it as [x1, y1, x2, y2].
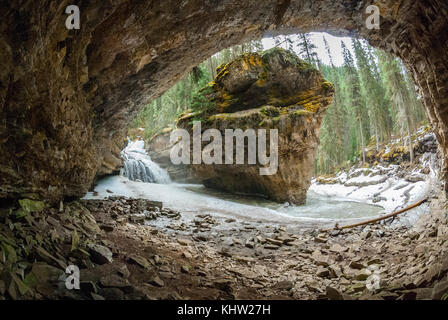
[359, 117, 366, 163]
[375, 123, 379, 151]
[208, 57, 216, 79]
[406, 120, 414, 163]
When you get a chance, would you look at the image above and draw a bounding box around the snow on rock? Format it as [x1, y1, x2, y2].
[310, 152, 438, 227]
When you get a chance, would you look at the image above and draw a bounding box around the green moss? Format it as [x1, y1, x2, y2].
[272, 116, 281, 123]
[321, 80, 334, 91]
[216, 63, 227, 75]
[260, 106, 280, 118]
[216, 69, 230, 82]
[261, 47, 315, 71]
[19, 199, 45, 213]
[14, 199, 45, 219]
[303, 101, 320, 113]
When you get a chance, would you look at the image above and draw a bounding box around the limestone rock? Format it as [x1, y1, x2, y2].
[177, 49, 334, 204]
[326, 286, 344, 300]
[128, 255, 151, 270]
[349, 260, 366, 270]
[149, 276, 165, 288]
[100, 274, 131, 289]
[87, 244, 113, 265]
[116, 264, 131, 279]
[177, 238, 192, 246]
[316, 267, 330, 278]
[355, 269, 371, 281]
[266, 237, 283, 247]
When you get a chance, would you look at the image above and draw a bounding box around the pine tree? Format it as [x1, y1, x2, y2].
[341, 41, 368, 163]
[403, 66, 426, 129]
[273, 35, 295, 52]
[378, 51, 417, 163]
[297, 33, 318, 66]
[322, 37, 344, 163]
[353, 39, 392, 149]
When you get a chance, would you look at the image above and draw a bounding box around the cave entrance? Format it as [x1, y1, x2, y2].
[1, 1, 448, 301]
[89, 31, 433, 226]
[1, 1, 447, 205]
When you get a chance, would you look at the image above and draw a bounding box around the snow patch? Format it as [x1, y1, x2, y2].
[310, 153, 438, 227]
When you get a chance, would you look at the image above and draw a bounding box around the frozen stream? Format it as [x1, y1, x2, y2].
[83, 175, 384, 225]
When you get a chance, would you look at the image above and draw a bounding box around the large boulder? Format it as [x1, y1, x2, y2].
[176, 48, 334, 204]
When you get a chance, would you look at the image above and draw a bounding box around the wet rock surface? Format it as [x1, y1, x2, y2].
[1, 194, 448, 300]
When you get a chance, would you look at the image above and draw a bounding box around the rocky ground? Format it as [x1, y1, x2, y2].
[1, 192, 448, 300]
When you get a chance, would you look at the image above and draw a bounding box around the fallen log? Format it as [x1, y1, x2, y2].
[323, 198, 428, 232]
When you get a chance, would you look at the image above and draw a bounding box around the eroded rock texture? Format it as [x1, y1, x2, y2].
[176, 49, 334, 204]
[0, 0, 447, 201]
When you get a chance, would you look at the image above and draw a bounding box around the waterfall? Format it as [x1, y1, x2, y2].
[121, 139, 171, 184]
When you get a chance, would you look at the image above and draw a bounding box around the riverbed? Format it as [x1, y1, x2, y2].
[84, 175, 385, 229]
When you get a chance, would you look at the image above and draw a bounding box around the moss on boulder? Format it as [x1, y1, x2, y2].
[174, 49, 334, 204]
[187, 48, 334, 122]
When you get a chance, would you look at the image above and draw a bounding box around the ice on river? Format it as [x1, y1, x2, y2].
[83, 175, 384, 226]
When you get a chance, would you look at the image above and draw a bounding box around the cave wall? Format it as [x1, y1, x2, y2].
[0, 0, 447, 201]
